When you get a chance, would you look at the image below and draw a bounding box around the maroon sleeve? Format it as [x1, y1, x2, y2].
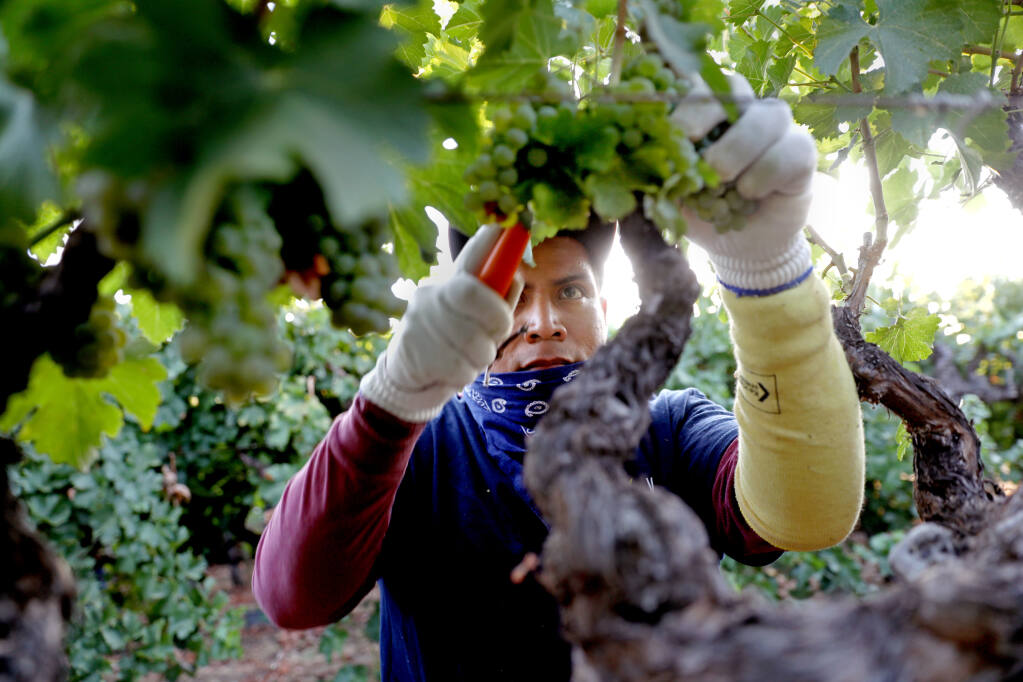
[251, 393, 425, 629]
[711, 439, 784, 566]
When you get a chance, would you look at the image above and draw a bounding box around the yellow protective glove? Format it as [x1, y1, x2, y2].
[723, 275, 865, 551]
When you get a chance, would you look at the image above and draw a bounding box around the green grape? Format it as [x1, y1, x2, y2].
[478, 180, 501, 202]
[327, 278, 349, 303]
[625, 77, 656, 94]
[336, 253, 358, 275]
[474, 153, 497, 179]
[527, 148, 548, 168]
[491, 107, 513, 132]
[350, 277, 378, 304]
[537, 105, 558, 122]
[637, 113, 661, 135]
[320, 236, 341, 258]
[614, 105, 637, 128]
[492, 145, 516, 167]
[622, 128, 644, 149]
[634, 54, 661, 79]
[498, 167, 518, 186]
[654, 66, 676, 89]
[497, 193, 519, 216]
[601, 125, 621, 148]
[688, 184, 756, 233]
[52, 297, 125, 379]
[505, 128, 529, 150]
[345, 229, 370, 253]
[512, 102, 537, 130]
[354, 253, 382, 278]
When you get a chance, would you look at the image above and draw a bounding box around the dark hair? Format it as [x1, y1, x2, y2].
[448, 218, 616, 286]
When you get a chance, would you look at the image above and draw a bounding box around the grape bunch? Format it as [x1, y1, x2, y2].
[316, 224, 405, 335]
[271, 172, 405, 336]
[463, 54, 708, 234]
[51, 297, 126, 379]
[176, 192, 291, 403]
[686, 184, 758, 233]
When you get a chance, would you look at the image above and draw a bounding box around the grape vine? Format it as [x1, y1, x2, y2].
[462, 51, 756, 239]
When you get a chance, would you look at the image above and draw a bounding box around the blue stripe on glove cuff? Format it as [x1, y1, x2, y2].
[719, 265, 815, 298]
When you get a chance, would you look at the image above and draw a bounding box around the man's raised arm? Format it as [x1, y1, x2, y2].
[674, 75, 866, 551]
[252, 224, 521, 627]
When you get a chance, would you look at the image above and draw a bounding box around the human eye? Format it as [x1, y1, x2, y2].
[560, 284, 585, 300]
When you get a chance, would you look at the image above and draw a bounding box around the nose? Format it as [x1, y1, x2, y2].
[523, 297, 565, 342]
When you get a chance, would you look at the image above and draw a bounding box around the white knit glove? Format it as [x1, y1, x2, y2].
[672, 74, 817, 295]
[359, 224, 522, 423]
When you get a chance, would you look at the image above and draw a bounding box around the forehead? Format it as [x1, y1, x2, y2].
[522, 237, 595, 285]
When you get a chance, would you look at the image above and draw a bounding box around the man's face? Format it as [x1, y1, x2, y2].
[489, 236, 607, 373]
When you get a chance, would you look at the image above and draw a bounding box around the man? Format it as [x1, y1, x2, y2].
[252, 78, 865, 680]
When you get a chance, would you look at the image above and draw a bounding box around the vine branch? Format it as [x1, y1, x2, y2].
[846, 46, 888, 316]
[804, 226, 848, 277]
[609, 0, 628, 87]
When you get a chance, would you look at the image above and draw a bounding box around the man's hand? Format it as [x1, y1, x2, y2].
[360, 224, 523, 423]
[672, 75, 817, 295]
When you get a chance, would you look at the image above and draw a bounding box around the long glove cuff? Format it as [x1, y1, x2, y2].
[708, 234, 813, 297]
[359, 353, 449, 424]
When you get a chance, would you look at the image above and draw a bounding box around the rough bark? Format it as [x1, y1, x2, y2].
[0, 229, 111, 681]
[832, 306, 1003, 537]
[0, 440, 75, 682]
[524, 211, 1023, 681]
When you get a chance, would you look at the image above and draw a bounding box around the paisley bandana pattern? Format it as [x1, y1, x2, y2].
[463, 362, 585, 458]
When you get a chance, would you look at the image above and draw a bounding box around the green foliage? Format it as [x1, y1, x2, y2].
[2, 0, 1023, 667]
[1, 354, 166, 469]
[138, 306, 384, 561]
[815, 0, 977, 94]
[864, 307, 940, 363]
[11, 435, 242, 681]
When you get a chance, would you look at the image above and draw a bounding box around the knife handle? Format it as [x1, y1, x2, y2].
[476, 222, 529, 298]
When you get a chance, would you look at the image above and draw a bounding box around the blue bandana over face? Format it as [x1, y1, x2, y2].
[462, 362, 584, 459]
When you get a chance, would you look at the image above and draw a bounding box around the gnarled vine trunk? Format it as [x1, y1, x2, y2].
[0, 229, 111, 681]
[0, 440, 74, 682]
[525, 212, 1023, 681]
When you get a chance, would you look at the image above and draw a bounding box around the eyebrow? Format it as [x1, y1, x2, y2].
[521, 272, 591, 290]
[553, 272, 588, 287]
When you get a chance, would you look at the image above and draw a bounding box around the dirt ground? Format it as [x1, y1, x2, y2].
[192, 563, 381, 682]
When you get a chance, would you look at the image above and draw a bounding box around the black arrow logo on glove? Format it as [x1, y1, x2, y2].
[757, 383, 770, 402]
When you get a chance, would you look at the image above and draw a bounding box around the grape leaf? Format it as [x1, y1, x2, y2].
[468, 0, 579, 91]
[445, 0, 484, 45]
[871, 122, 918, 178]
[879, 164, 920, 234]
[815, 0, 963, 94]
[128, 288, 185, 345]
[25, 203, 70, 261]
[937, 72, 1010, 159]
[389, 204, 437, 281]
[0, 355, 166, 468]
[957, 0, 1003, 44]
[0, 79, 59, 230]
[529, 183, 590, 245]
[864, 307, 939, 363]
[727, 0, 765, 23]
[895, 421, 911, 461]
[133, 8, 429, 286]
[380, 0, 442, 71]
[95, 357, 168, 431]
[584, 173, 637, 221]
